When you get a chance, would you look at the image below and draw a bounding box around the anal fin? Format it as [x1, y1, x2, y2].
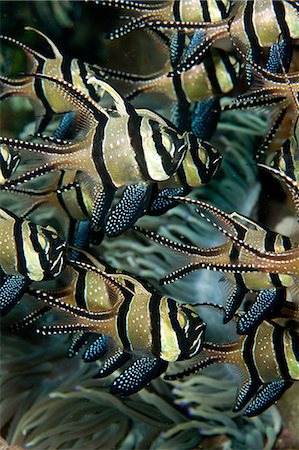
[110, 357, 168, 396]
[105, 183, 152, 237]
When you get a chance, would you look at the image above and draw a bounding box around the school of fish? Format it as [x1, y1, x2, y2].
[0, 0, 298, 418]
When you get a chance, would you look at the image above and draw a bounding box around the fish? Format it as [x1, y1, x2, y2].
[135, 161, 299, 332]
[0, 207, 66, 316]
[26, 250, 206, 396]
[0, 75, 221, 238]
[104, 1, 299, 75]
[165, 305, 299, 417]
[91, 0, 233, 40]
[0, 27, 105, 132]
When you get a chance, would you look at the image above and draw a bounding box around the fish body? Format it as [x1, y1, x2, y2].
[115, 0, 299, 74]
[0, 207, 66, 282]
[0, 28, 103, 131]
[136, 161, 299, 329]
[166, 315, 299, 416]
[96, 47, 240, 103]
[30, 252, 206, 395]
[1, 75, 221, 237]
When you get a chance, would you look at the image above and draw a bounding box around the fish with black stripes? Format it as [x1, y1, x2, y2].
[90, 0, 233, 40]
[0, 75, 221, 238]
[26, 251, 206, 396]
[105, 0, 299, 75]
[0, 207, 66, 316]
[0, 27, 105, 132]
[94, 45, 241, 138]
[176, 0, 298, 74]
[165, 305, 299, 417]
[271, 120, 299, 181]
[0, 144, 20, 185]
[0, 170, 94, 237]
[95, 48, 240, 104]
[135, 168, 299, 333]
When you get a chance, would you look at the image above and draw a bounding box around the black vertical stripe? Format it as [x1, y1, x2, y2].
[270, 273, 283, 287]
[265, 231, 283, 287]
[75, 270, 88, 309]
[203, 49, 222, 95]
[229, 223, 246, 262]
[149, 294, 162, 357]
[61, 55, 73, 84]
[243, 328, 261, 384]
[34, 60, 54, 123]
[273, 325, 292, 380]
[149, 120, 175, 176]
[200, 0, 211, 22]
[282, 140, 296, 180]
[116, 295, 132, 350]
[127, 115, 150, 179]
[28, 222, 48, 276]
[189, 134, 207, 181]
[173, 0, 180, 20]
[167, 299, 186, 356]
[264, 230, 276, 251]
[173, 73, 189, 105]
[282, 235, 292, 251]
[75, 183, 89, 217]
[216, 0, 229, 18]
[290, 329, 299, 364]
[78, 60, 99, 101]
[176, 165, 188, 188]
[92, 120, 115, 187]
[14, 219, 28, 278]
[273, 0, 291, 42]
[220, 50, 238, 88]
[243, 0, 262, 63]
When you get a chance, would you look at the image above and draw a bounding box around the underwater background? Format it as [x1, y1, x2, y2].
[0, 1, 298, 449]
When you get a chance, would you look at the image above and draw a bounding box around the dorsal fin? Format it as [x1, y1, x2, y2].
[24, 26, 62, 59]
[136, 108, 176, 128]
[27, 73, 109, 130]
[68, 258, 135, 298]
[87, 76, 136, 117]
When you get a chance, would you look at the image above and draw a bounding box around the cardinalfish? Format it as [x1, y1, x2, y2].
[136, 170, 299, 333]
[271, 121, 299, 181]
[0, 170, 94, 237]
[92, 0, 233, 39]
[25, 251, 206, 396]
[0, 207, 66, 316]
[165, 305, 299, 417]
[104, 0, 299, 75]
[93, 48, 240, 104]
[0, 75, 221, 238]
[94, 46, 241, 137]
[0, 28, 104, 132]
